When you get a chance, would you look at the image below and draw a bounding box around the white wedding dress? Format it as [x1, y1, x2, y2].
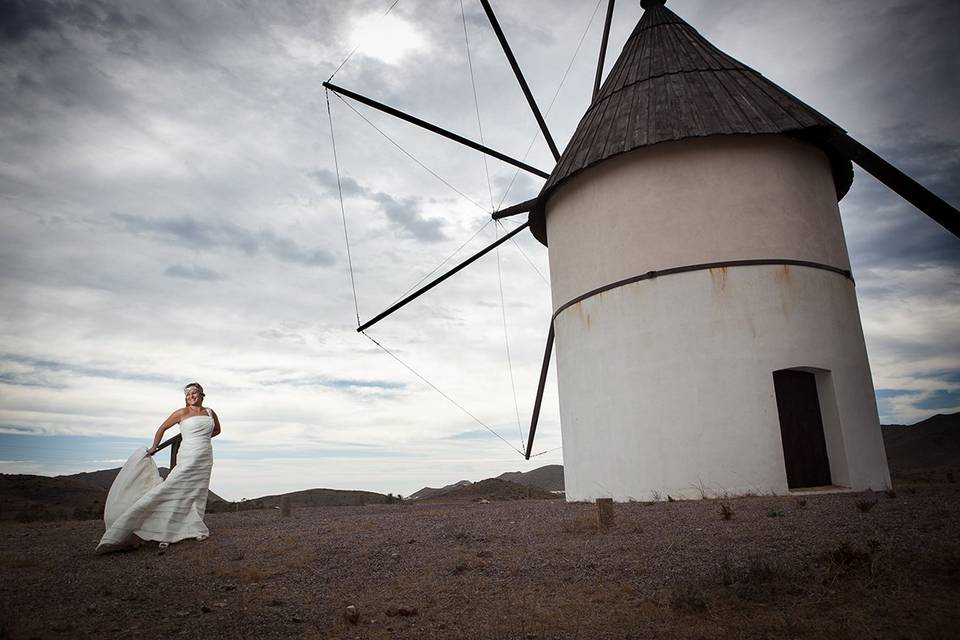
[97, 410, 215, 553]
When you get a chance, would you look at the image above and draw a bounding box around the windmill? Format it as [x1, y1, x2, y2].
[324, 0, 959, 501]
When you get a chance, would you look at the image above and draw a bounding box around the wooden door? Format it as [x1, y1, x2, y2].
[773, 370, 832, 488]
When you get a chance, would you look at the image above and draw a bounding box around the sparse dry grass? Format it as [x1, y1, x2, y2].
[1, 485, 959, 639]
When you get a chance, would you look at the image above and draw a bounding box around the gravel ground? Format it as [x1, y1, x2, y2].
[2, 485, 959, 639]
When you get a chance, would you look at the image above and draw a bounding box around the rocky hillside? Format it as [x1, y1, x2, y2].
[882, 412, 959, 483]
[408, 480, 472, 501]
[497, 464, 564, 491]
[2, 466, 228, 523]
[225, 487, 391, 511]
[418, 478, 559, 502]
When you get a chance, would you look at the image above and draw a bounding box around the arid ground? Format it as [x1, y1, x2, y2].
[2, 483, 959, 639]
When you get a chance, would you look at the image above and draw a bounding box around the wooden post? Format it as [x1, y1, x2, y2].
[596, 498, 614, 529]
[279, 495, 291, 518]
[170, 439, 180, 470]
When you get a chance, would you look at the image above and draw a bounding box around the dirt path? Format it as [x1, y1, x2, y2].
[2, 485, 959, 639]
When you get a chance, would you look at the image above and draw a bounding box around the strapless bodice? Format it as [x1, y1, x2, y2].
[180, 414, 214, 440]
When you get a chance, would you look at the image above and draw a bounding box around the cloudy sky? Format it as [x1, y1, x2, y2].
[1, 0, 957, 500]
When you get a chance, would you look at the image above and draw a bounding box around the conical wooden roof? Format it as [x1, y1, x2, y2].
[529, 0, 853, 245]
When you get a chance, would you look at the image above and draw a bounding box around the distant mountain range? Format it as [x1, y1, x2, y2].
[882, 412, 960, 483]
[407, 480, 473, 501]
[2, 414, 955, 522]
[414, 477, 559, 502]
[0, 466, 228, 523]
[497, 464, 564, 491]
[407, 464, 563, 500]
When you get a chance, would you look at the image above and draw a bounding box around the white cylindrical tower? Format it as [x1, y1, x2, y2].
[529, 0, 890, 501]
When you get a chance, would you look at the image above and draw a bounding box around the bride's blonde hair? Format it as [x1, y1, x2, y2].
[184, 382, 204, 406]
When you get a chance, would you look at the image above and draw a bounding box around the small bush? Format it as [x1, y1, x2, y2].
[669, 584, 708, 612]
[884, 489, 897, 499]
[718, 502, 733, 520]
[830, 541, 871, 568]
[766, 510, 784, 518]
[562, 514, 598, 534]
[794, 498, 807, 508]
[855, 499, 877, 513]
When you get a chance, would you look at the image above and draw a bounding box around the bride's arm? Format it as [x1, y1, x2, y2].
[210, 410, 221, 438]
[146, 409, 184, 455]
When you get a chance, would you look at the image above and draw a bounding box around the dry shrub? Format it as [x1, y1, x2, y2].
[669, 583, 708, 612]
[855, 499, 877, 513]
[820, 541, 883, 583]
[718, 502, 733, 520]
[717, 556, 777, 587]
[562, 513, 598, 534]
[0, 555, 40, 570]
[212, 564, 274, 582]
[831, 541, 871, 568]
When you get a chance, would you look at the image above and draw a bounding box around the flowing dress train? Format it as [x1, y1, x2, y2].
[97, 410, 215, 553]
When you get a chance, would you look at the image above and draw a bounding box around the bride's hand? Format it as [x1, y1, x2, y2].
[146, 447, 158, 456]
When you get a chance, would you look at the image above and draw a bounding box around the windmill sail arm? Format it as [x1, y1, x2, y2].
[524, 321, 555, 459]
[323, 81, 550, 179]
[825, 131, 960, 239]
[357, 221, 530, 333]
[492, 198, 537, 220]
[478, 0, 561, 162]
[593, 0, 616, 101]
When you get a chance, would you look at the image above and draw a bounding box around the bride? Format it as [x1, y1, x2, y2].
[97, 382, 221, 554]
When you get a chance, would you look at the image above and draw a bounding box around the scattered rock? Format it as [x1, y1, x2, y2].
[200, 605, 212, 614]
[86, 604, 98, 614]
[345, 605, 360, 624]
[476, 550, 493, 558]
[477, 499, 491, 504]
[292, 614, 303, 623]
[391, 552, 401, 561]
[386, 605, 419, 617]
[268, 599, 285, 607]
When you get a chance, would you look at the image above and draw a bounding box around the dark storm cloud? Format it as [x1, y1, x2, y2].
[0, 0, 154, 42]
[372, 192, 445, 242]
[309, 168, 367, 199]
[163, 264, 226, 281]
[0, 0, 57, 42]
[309, 168, 446, 242]
[913, 389, 960, 410]
[0, 354, 176, 386]
[261, 375, 405, 391]
[0, 372, 66, 389]
[842, 134, 960, 274]
[113, 213, 335, 268]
